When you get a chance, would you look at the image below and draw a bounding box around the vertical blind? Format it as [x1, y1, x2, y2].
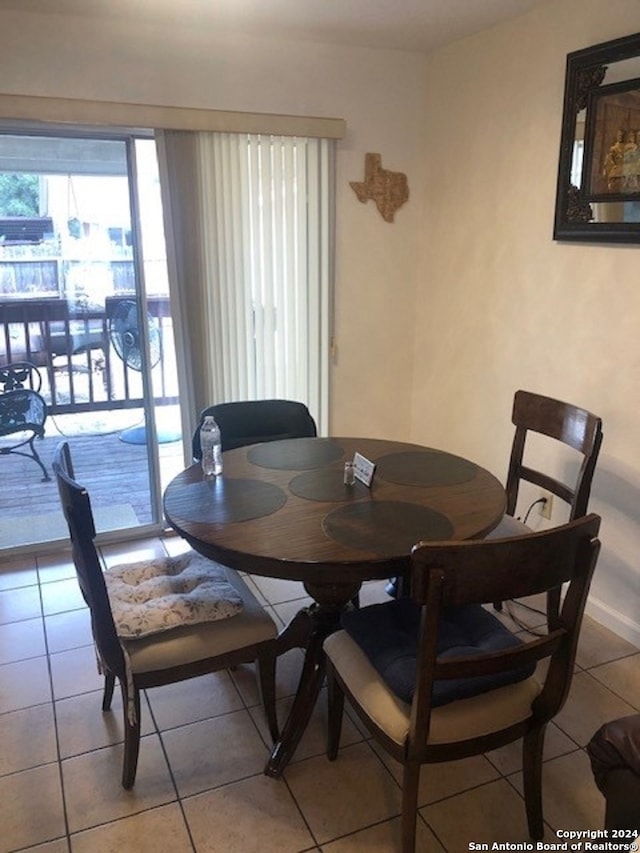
[156, 130, 333, 445]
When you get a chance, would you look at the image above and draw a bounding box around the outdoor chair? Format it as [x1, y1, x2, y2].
[53, 441, 279, 789]
[192, 398, 317, 459]
[489, 389, 603, 621]
[0, 361, 50, 481]
[324, 515, 602, 852]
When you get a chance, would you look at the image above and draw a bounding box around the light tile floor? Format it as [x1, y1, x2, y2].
[1, 535, 638, 853]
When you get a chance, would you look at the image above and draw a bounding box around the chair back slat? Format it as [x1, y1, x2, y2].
[53, 441, 125, 679]
[412, 516, 599, 606]
[511, 390, 600, 453]
[434, 632, 563, 680]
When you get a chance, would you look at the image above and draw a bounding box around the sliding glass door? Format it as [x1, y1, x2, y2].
[0, 130, 181, 550]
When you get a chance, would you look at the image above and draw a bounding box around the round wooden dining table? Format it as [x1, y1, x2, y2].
[163, 436, 506, 776]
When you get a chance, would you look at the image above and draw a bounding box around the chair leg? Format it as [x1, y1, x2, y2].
[28, 436, 51, 482]
[326, 662, 344, 761]
[102, 671, 116, 711]
[121, 682, 141, 790]
[256, 645, 279, 743]
[522, 725, 546, 839]
[401, 761, 421, 853]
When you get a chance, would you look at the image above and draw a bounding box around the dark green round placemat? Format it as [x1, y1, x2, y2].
[322, 500, 453, 555]
[289, 468, 369, 502]
[247, 437, 344, 470]
[375, 450, 477, 487]
[165, 478, 287, 524]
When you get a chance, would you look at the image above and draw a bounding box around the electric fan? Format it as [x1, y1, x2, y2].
[108, 299, 161, 372]
[108, 299, 179, 445]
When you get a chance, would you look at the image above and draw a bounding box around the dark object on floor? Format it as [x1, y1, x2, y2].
[588, 714, 640, 832]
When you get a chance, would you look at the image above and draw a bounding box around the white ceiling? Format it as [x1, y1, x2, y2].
[1, 0, 546, 54]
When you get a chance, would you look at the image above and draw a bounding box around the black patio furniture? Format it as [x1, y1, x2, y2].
[0, 361, 50, 481]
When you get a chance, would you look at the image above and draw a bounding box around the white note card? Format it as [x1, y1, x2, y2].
[353, 452, 376, 487]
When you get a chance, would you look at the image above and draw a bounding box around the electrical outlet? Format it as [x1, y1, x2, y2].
[539, 492, 553, 520]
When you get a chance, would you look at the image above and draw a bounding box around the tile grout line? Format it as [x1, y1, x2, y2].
[36, 551, 74, 852]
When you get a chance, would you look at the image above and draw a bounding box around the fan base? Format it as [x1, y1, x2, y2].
[119, 424, 181, 445]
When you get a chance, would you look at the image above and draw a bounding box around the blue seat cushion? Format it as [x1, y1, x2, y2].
[340, 599, 535, 706]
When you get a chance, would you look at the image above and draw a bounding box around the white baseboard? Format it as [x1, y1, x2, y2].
[586, 594, 640, 650]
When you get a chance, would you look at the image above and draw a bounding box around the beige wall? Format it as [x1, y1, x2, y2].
[415, 0, 640, 642]
[0, 7, 427, 442]
[0, 1, 639, 643]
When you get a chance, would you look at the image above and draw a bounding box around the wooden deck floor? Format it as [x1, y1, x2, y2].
[0, 410, 185, 552]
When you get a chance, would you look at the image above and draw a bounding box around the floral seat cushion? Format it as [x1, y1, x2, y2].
[104, 551, 243, 639]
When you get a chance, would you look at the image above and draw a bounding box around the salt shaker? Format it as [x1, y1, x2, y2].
[343, 461, 355, 486]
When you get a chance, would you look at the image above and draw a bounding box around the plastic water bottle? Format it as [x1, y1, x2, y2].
[200, 416, 223, 476]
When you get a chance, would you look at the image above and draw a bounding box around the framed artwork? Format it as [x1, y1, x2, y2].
[583, 77, 640, 198]
[554, 31, 640, 243]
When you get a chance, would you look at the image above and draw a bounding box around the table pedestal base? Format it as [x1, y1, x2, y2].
[264, 579, 360, 778]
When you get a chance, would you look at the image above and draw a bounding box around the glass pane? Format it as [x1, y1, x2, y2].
[0, 132, 182, 550]
[133, 138, 184, 499]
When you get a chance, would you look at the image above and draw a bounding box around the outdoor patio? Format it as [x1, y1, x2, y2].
[0, 407, 185, 552]
[0, 284, 187, 553]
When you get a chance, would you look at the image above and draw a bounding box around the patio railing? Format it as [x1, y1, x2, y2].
[0, 295, 177, 415]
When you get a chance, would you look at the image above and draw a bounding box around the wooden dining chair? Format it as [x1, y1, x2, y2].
[388, 391, 602, 605]
[324, 514, 601, 853]
[53, 440, 279, 789]
[192, 398, 317, 459]
[492, 389, 603, 534]
[489, 389, 603, 620]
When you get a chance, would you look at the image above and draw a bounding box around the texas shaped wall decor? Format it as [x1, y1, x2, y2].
[350, 153, 409, 222]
